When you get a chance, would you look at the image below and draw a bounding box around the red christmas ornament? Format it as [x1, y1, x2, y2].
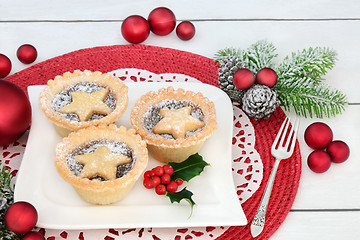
[0, 80, 32, 146]
[327, 140, 350, 163]
[17, 44, 38, 64]
[176, 21, 195, 40]
[5, 201, 38, 234]
[307, 149, 332, 173]
[148, 7, 176, 36]
[304, 122, 333, 149]
[0, 54, 12, 78]
[121, 15, 150, 44]
[256, 68, 278, 87]
[22, 231, 45, 240]
[232, 68, 255, 90]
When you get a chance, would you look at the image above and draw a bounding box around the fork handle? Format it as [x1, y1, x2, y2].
[251, 158, 281, 238]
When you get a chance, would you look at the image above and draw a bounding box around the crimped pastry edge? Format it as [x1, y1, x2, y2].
[39, 70, 128, 134]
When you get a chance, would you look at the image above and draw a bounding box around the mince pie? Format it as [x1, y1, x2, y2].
[55, 124, 148, 205]
[130, 86, 217, 163]
[39, 70, 128, 136]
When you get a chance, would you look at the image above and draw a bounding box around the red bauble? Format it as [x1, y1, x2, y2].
[256, 68, 277, 87]
[121, 15, 150, 44]
[148, 7, 176, 36]
[0, 54, 12, 78]
[0, 80, 32, 146]
[304, 122, 333, 149]
[22, 231, 45, 240]
[232, 68, 255, 90]
[176, 21, 195, 40]
[5, 201, 38, 234]
[327, 140, 350, 163]
[307, 150, 332, 173]
[17, 44, 38, 64]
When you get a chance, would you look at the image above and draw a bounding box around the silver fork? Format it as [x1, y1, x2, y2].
[250, 116, 300, 238]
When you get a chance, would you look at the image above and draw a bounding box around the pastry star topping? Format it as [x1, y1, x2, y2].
[75, 146, 132, 180]
[152, 106, 205, 139]
[59, 89, 112, 121]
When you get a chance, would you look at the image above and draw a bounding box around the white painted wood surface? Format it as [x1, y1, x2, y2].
[1, 0, 360, 20]
[1, 0, 359, 239]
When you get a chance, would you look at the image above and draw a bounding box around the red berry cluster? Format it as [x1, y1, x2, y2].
[143, 164, 183, 195]
[121, 7, 195, 44]
[233, 67, 277, 90]
[304, 122, 350, 173]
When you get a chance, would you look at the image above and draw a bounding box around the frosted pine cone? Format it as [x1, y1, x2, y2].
[218, 56, 245, 103]
[242, 84, 280, 120]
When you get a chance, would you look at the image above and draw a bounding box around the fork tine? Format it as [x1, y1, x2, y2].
[284, 117, 296, 150]
[278, 117, 291, 148]
[289, 117, 300, 153]
[272, 117, 289, 151]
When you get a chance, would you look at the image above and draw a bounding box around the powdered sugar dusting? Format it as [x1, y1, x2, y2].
[52, 82, 116, 121]
[142, 100, 204, 140]
[67, 140, 134, 179]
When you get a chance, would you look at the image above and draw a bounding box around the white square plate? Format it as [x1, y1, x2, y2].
[14, 82, 247, 229]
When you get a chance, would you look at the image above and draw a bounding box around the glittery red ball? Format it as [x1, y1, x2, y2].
[148, 7, 176, 36]
[232, 68, 255, 90]
[0, 80, 32, 146]
[304, 122, 333, 149]
[176, 21, 195, 40]
[22, 231, 45, 240]
[17, 44, 38, 64]
[327, 140, 350, 163]
[0, 54, 12, 78]
[307, 150, 332, 173]
[256, 68, 277, 87]
[121, 15, 150, 44]
[5, 201, 38, 234]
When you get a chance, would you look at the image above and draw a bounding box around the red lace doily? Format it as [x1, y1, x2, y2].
[5, 45, 301, 240]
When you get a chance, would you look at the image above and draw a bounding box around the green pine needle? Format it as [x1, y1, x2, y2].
[214, 47, 244, 61]
[0, 166, 13, 191]
[275, 78, 347, 118]
[246, 40, 278, 72]
[274, 46, 344, 117]
[277, 47, 337, 85]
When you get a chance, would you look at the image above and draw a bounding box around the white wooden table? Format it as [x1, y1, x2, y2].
[1, 1, 359, 239]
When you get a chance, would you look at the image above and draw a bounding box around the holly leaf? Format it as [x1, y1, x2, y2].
[166, 187, 195, 217]
[169, 153, 209, 182]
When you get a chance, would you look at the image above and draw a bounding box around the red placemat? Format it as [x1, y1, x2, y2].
[5, 44, 301, 240]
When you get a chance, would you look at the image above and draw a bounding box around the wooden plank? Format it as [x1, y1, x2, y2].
[1, 0, 360, 21]
[271, 211, 360, 239]
[1, 21, 359, 102]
